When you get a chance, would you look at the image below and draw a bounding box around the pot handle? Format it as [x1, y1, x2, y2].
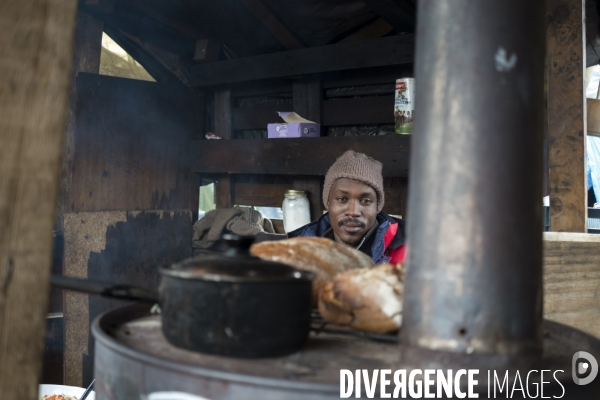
[222, 233, 256, 258]
[51, 275, 159, 304]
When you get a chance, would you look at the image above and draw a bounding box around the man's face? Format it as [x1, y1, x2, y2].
[327, 178, 378, 246]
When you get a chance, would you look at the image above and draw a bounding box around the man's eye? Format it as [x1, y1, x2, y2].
[337, 197, 347, 202]
[361, 198, 373, 204]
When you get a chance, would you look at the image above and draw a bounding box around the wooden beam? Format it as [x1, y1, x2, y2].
[194, 39, 221, 63]
[190, 34, 415, 87]
[293, 178, 324, 221]
[233, 95, 395, 130]
[339, 18, 394, 42]
[547, 0, 587, 232]
[323, 95, 394, 126]
[115, 27, 191, 84]
[123, 0, 208, 40]
[59, 11, 103, 227]
[101, 24, 181, 85]
[0, 0, 79, 397]
[234, 183, 288, 207]
[239, 0, 304, 50]
[361, 0, 416, 33]
[178, 0, 284, 58]
[293, 78, 323, 123]
[85, 0, 115, 13]
[190, 136, 411, 177]
[214, 89, 234, 208]
[292, 78, 325, 219]
[323, 64, 413, 89]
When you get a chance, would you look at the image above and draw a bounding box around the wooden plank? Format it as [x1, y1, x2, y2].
[194, 39, 221, 63]
[339, 18, 394, 43]
[190, 35, 415, 87]
[239, 0, 304, 50]
[123, 0, 208, 40]
[233, 96, 394, 130]
[271, 219, 285, 234]
[362, 0, 416, 33]
[230, 80, 292, 97]
[216, 177, 234, 209]
[102, 24, 180, 84]
[323, 65, 413, 89]
[177, 0, 285, 58]
[323, 96, 394, 126]
[191, 135, 411, 176]
[292, 79, 325, 220]
[233, 104, 280, 131]
[234, 183, 288, 207]
[293, 78, 323, 123]
[587, 98, 600, 136]
[58, 11, 103, 226]
[547, 0, 587, 232]
[543, 232, 600, 339]
[215, 89, 234, 208]
[293, 178, 324, 221]
[0, 0, 79, 397]
[85, 0, 116, 13]
[72, 74, 203, 213]
[63, 211, 192, 386]
[41, 315, 64, 384]
[382, 179, 408, 218]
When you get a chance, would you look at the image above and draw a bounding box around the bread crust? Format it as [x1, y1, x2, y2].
[250, 237, 374, 305]
[318, 263, 405, 333]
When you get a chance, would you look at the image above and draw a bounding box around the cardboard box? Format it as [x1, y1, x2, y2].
[267, 112, 321, 138]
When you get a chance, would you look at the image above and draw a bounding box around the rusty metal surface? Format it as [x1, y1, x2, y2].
[402, 0, 546, 360]
[93, 305, 600, 399]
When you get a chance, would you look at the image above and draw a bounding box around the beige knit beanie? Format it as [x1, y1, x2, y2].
[322, 150, 385, 212]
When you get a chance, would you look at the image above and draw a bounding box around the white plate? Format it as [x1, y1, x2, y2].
[38, 384, 96, 400]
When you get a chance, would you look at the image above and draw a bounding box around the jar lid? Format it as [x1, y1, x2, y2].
[285, 189, 306, 195]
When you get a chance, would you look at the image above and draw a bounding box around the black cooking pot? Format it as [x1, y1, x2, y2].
[52, 234, 315, 358]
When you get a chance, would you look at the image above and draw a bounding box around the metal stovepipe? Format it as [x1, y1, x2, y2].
[401, 0, 545, 364]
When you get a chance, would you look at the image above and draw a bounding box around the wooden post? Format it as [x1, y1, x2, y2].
[293, 78, 325, 219]
[58, 11, 103, 227]
[0, 0, 79, 398]
[547, 0, 587, 232]
[214, 89, 234, 208]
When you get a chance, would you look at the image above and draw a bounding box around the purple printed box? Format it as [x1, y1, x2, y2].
[267, 112, 321, 138]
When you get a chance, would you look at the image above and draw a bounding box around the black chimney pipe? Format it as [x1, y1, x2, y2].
[401, 0, 545, 366]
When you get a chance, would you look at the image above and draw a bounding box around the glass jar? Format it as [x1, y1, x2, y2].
[282, 190, 311, 233]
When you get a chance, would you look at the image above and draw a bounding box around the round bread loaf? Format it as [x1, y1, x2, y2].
[318, 263, 405, 333]
[250, 237, 374, 305]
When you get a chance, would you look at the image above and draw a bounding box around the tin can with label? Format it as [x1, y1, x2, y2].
[394, 78, 415, 134]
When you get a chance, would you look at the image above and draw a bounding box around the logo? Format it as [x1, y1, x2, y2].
[572, 351, 598, 385]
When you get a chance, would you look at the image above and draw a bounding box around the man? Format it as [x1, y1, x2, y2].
[287, 150, 406, 264]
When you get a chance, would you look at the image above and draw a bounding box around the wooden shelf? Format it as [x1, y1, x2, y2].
[190, 135, 411, 177]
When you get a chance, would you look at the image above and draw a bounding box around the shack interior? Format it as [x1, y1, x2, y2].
[2, 0, 600, 397]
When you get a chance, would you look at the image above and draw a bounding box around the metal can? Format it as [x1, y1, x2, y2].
[394, 78, 416, 134]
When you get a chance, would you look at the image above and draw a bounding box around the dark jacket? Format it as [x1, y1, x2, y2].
[287, 212, 406, 264]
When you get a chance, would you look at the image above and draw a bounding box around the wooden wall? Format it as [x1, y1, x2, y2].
[63, 210, 192, 387]
[64, 73, 204, 387]
[72, 73, 203, 214]
[543, 232, 600, 339]
[196, 64, 413, 219]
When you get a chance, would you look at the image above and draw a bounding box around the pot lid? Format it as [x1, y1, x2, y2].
[161, 234, 314, 283]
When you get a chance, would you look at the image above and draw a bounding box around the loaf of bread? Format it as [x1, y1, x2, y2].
[318, 263, 404, 333]
[250, 237, 374, 305]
